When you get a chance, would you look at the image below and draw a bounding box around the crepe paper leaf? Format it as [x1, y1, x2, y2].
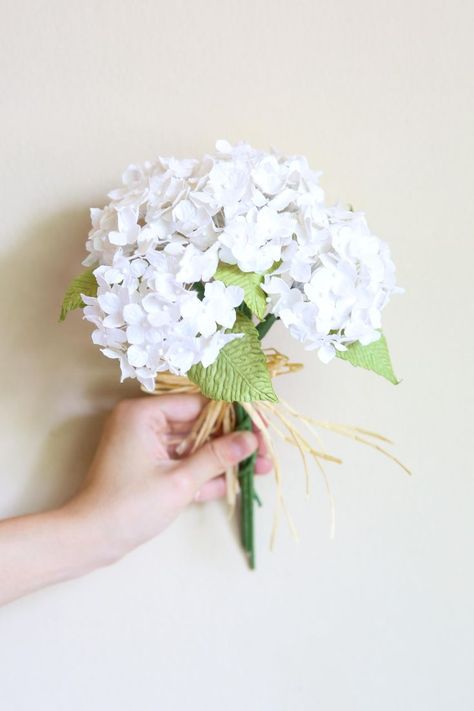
[336, 333, 399, 384]
[235, 402, 257, 569]
[214, 263, 267, 320]
[59, 267, 97, 321]
[188, 313, 278, 403]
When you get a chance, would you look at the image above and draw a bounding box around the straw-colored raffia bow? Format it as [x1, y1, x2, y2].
[142, 349, 410, 546]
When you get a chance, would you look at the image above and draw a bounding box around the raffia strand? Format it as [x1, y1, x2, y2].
[141, 349, 409, 545]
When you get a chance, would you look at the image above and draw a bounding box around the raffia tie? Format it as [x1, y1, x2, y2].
[142, 348, 410, 545]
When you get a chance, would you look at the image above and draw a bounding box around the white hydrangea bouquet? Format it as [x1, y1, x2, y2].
[61, 140, 406, 568]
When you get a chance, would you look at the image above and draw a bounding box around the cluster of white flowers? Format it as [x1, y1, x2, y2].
[83, 140, 400, 390]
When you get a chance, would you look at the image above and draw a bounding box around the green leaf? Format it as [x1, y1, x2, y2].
[336, 333, 399, 384]
[59, 267, 98, 321]
[188, 313, 278, 402]
[214, 263, 267, 320]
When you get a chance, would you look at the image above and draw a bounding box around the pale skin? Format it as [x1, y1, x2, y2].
[0, 395, 271, 607]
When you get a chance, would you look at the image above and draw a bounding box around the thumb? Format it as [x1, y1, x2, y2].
[176, 431, 258, 491]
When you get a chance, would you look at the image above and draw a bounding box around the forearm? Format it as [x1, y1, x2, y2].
[0, 507, 113, 606]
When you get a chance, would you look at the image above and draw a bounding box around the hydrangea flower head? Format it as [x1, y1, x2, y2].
[80, 140, 401, 390]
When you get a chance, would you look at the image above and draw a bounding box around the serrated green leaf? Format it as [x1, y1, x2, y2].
[59, 267, 98, 321]
[188, 313, 278, 403]
[214, 263, 267, 320]
[336, 332, 399, 384]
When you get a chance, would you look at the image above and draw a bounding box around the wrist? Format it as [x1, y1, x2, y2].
[56, 503, 125, 575]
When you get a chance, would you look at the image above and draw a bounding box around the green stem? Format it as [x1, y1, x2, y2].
[234, 402, 257, 569]
[256, 313, 278, 341]
[233, 313, 277, 569]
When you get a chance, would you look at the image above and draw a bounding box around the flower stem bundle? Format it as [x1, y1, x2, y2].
[234, 402, 257, 568]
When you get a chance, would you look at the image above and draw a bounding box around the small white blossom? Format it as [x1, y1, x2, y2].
[176, 243, 220, 283]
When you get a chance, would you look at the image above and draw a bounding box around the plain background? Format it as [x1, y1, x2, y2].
[1, 1, 473, 709]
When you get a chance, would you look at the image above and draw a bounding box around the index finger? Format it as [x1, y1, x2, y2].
[123, 393, 209, 424]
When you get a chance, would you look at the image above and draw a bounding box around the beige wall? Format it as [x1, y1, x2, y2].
[1, 1, 473, 709]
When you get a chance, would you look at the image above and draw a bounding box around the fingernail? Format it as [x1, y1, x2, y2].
[230, 431, 257, 459]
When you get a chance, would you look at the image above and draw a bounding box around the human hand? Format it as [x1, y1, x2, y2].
[0, 394, 272, 606]
[64, 395, 271, 563]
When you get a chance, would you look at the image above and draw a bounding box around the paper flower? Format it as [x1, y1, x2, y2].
[61, 140, 405, 568]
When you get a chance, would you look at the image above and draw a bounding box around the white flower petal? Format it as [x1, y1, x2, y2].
[318, 344, 336, 364]
[123, 303, 144, 325]
[127, 345, 148, 368]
